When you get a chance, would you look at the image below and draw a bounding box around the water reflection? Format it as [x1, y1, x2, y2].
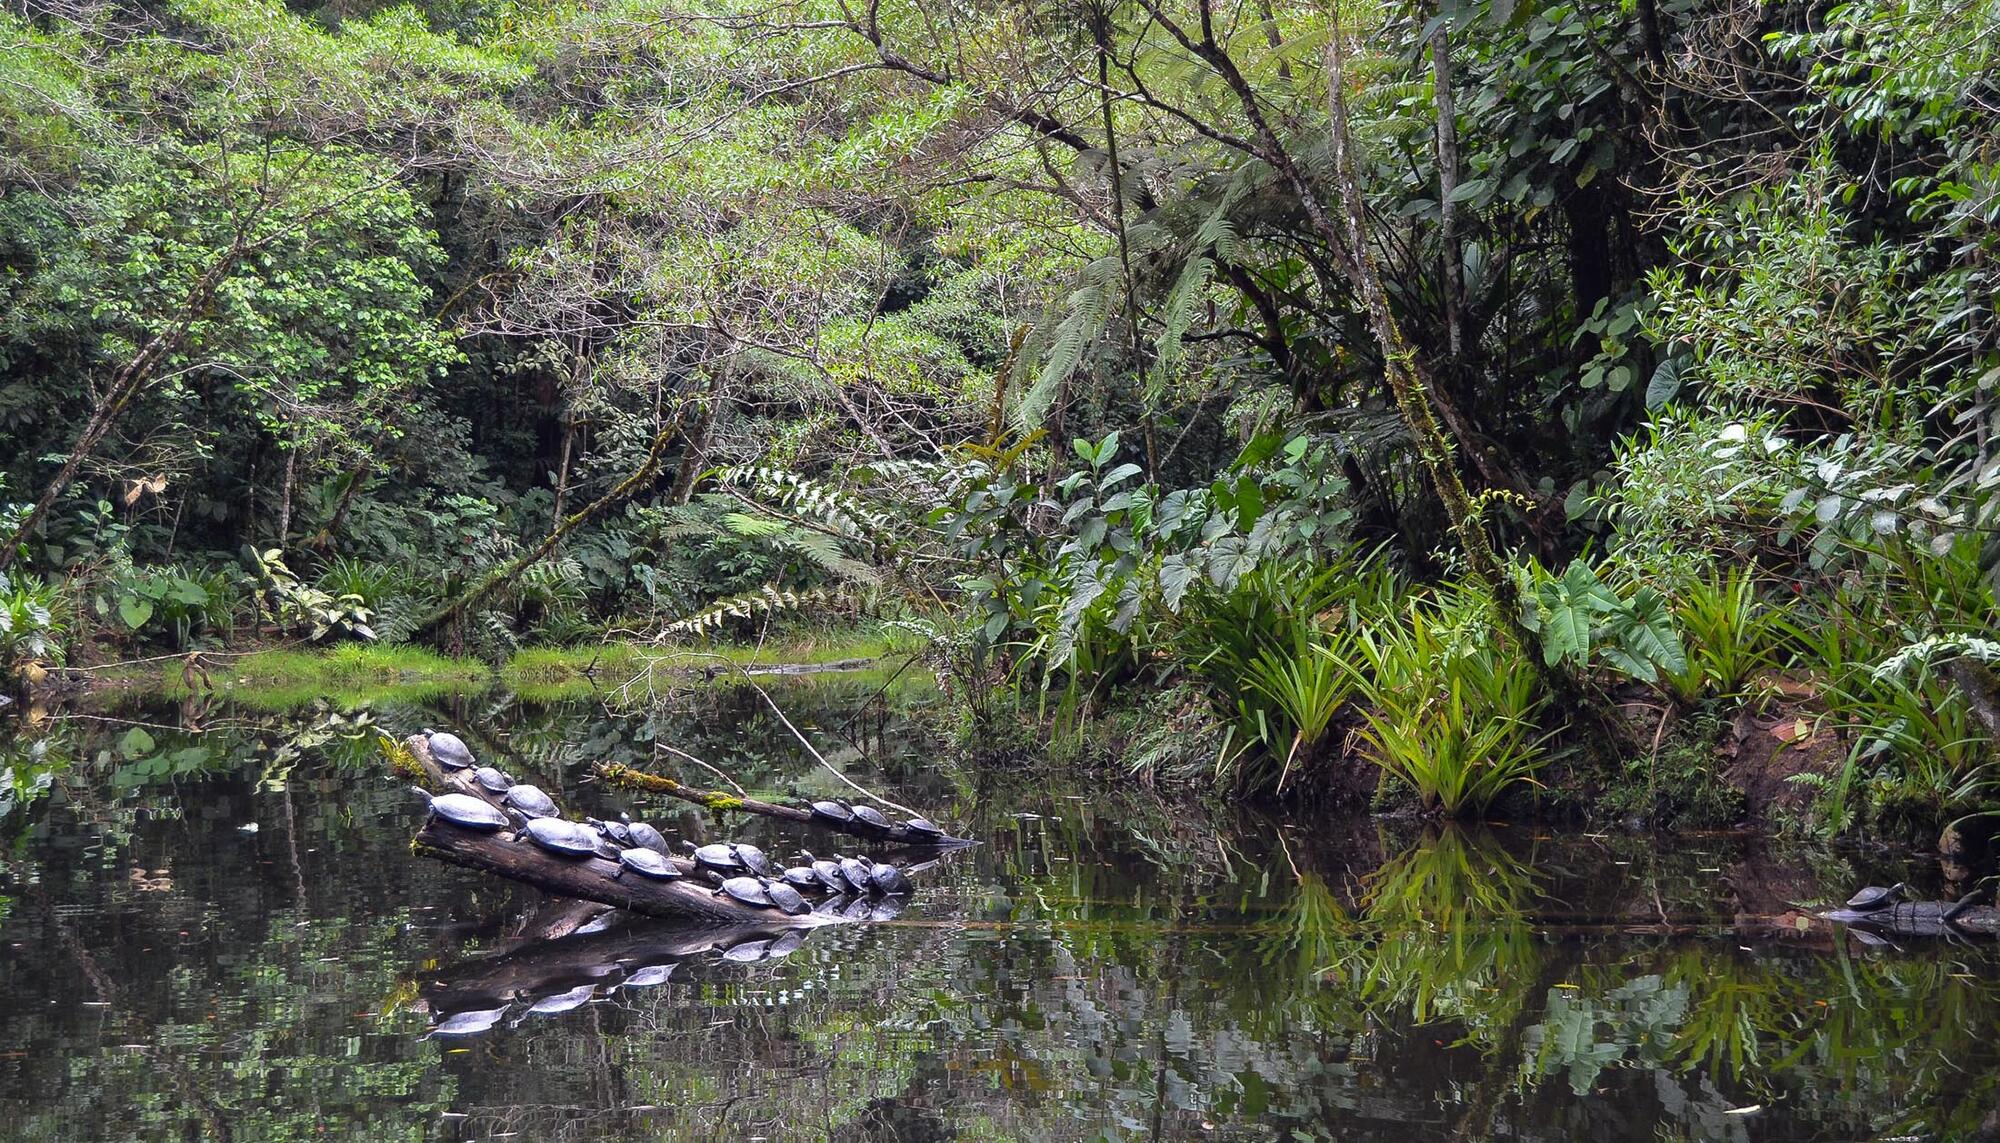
[1, 679, 1997, 1141]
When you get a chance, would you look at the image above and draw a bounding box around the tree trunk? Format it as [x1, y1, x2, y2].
[0, 251, 240, 569]
[1432, 20, 1464, 362]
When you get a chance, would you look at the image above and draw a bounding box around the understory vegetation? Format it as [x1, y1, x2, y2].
[2, 0, 1998, 835]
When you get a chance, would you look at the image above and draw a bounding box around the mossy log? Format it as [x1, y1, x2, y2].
[397, 733, 828, 925]
[596, 761, 975, 848]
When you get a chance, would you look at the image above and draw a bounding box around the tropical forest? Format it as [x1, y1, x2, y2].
[2, 0, 1999, 1135]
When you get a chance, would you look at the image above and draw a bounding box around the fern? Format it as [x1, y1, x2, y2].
[659, 583, 836, 637]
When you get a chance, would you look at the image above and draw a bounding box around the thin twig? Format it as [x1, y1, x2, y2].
[694, 652, 918, 816]
[654, 740, 746, 797]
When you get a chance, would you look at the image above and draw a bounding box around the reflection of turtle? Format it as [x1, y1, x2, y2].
[410, 787, 509, 831]
[620, 964, 676, 989]
[423, 729, 475, 770]
[521, 983, 596, 1018]
[427, 1003, 511, 1038]
[1846, 883, 1907, 913]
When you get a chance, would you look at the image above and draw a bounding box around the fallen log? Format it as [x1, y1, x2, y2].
[393, 732, 836, 925]
[597, 761, 975, 848]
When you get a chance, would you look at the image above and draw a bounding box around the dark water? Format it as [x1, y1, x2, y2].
[1, 673, 1996, 1141]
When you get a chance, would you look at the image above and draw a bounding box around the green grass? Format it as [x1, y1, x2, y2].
[196, 644, 490, 709]
[499, 627, 923, 701]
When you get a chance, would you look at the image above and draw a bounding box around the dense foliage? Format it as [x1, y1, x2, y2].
[3, 0, 1998, 829]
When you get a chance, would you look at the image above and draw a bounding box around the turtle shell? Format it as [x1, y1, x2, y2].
[417, 789, 511, 832]
[614, 847, 682, 880]
[686, 842, 743, 873]
[472, 766, 514, 793]
[425, 730, 475, 770]
[780, 866, 822, 890]
[807, 858, 847, 892]
[504, 784, 558, 818]
[1846, 883, 1906, 911]
[868, 862, 912, 896]
[809, 799, 854, 825]
[716, 875, 775, 908]
[902, 817, 946, 841]
[626, 821, 669, 854]
[849, 804, 891, 834]
[732, 843, 777, 878]
[518, 817, 604, 858]
[837, 855, 873, 894]
[764, 880, 810, 916]
[591, 818, 634, 847]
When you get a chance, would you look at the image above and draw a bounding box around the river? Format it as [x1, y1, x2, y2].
[0, 669, 1994, 1140]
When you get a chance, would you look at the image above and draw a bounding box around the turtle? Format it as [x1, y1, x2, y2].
[849, 803, 892, 836]
[588, 817, 634, 847]
[800, 851, 848, 892]
[780, 865, 823, 891]
[808, 799, 855, 827]
[868, 862, 913, 896]
[424, 728, 475, 770]
[837, 854, 875, 894]
[732, 843, 778, 878]
[764, 878, 810, 916]
[472, 766, 514, 794]
[901, 816, 947, 842]
[503, 784, 558, 819]
[625, 818, 670, 855]
[515, 816, 610, 859]
[714, 875, 777, 909]
[685, 841, 746, 876]
[410, 787, 510, 832]
[1846, 883, 1907, 913]
[766, 930, 807, 959]
[608, 847, 683, 881]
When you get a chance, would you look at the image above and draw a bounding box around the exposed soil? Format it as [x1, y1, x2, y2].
[1718, 698, 1847, 825]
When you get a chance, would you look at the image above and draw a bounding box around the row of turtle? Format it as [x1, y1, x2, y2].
[805, 798, 948, 843]
[412, 786, 916, 915]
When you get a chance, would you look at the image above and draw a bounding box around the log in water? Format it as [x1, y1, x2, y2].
[399, 733, 833, 925]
